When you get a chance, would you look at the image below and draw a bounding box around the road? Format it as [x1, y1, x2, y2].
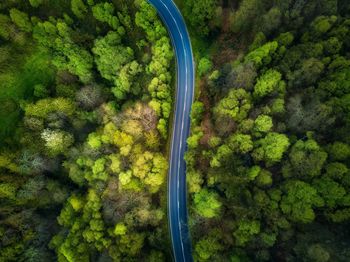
[147, 0, 194, 261]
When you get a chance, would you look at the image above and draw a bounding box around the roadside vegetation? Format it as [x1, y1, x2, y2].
[0, 0, 174, 260]
[1, 0, 350, 261]
[181, 0, 350, 261]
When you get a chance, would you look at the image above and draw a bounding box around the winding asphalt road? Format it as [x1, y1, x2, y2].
[147, 0, 194, 261]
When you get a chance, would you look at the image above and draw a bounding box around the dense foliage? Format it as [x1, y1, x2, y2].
[183, 0, 350, 261]
[1, 0, 350, 261]
[0, 0, 173, 260]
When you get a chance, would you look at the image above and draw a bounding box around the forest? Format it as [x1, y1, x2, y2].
[180, 0, 350, 261]
[0, 0, 174, 260]
[0, 0, 349, 261]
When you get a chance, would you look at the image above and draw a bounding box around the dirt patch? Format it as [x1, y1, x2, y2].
[211, 8, 248, 67]
[198, 79, 215, 147]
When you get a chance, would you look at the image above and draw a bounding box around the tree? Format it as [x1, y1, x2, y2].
[214, 88, 252, 122]
[313, 177, 346, 208]
[33, 84, 49, 98]
[254, 115, 273, 134]
[114, 223, 127, 236]
[33, 21, 94, 83]
[327, 142, 350, 161]
[118, 233, 145, 257]
[187, 170, 203, 193]
[9, 9, 32, 32]
[191, 101, 205, 126]
[286, 95, 335, 133]
[193, 189, 221, 218]
[253, 132, 290, 166]
[0, 183, 17, 200]
[195, 233, 223, 261]
[210, 144, 232, 168]
[92, 31, 134, 86]
[280, 180, 324, 223]
[41, 129, 74, 156]
[25, 98, 76, 119]
[253, 69, 285, 99]
[228, 133, 253, 154]
[71, 0, 88, 19]
[325, 162, 348, 181]
[0, 14, 14, 40]
[132, 151, 167, 193]
[157, 118, 167, 138]
[311, 16, 337, 37]
[307, 244, 330, 262]
[135, 0, 167, 42]
[288, 58, 324, 88]
[29, 0, 43, 7]
[259, 7, 282, 35]
[230, 0, 262, 33]
[184, 0, 218, 36]
[76, 85, 104, 110]
[255, 169, 273, 188]
[226, 62, 257, 91]
[198, 58, 213, 76]
[244, 41, 278, 68]
[233, 220, 261, 246]
[113, 61, 143, 99]
[187, 129, 204, 149]
[92, 2, 121, 30]
[282, 139, 327, 179]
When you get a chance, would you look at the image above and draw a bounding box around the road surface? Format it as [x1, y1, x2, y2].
[147, 0, 194, 261]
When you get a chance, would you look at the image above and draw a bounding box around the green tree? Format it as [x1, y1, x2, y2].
[92, 2, 121, 30]
[187, 128, 204, 149]
[198, 58, 213, 76]
[184, 0, 218, 36]
[307, 244, 330, 262]
[92, 31, 134, 87]
[280, 180, 324, 223]
[195, 233, 223, 261]
[327, 142, 350, 161]
[282, 139, 327, 178]
[253, 132, 290, 166]
[313, 177, 346, 208]
[29, 0, 43, 7]
[187, 170, 203, 193]
[253, 69, 285, 99]
[0, 183, 17, 200]
[71, 0, 88, 19]
[25, 98, 76, 119]
[193, 189, 221, 218]
[255, 169, 273, 188]
[245, 41, 278, 68]
[113, 61, 142, 99]
[9, 9, 32, 32]
[233, 220, 261, 246]
[325, 162, 348, 180]
[214, 88, 252, 122]
[230, 0, 261, 33]
[191, 101, 205, 126]
[210, 144, 232, 168]
[228, 133, 253, 154]
[254, 115, 273, 134]
[259, 7, 282, 35]
[0, 14, 14, 40]
[33, 21, 93, 83]
[289, 58, 324, 88]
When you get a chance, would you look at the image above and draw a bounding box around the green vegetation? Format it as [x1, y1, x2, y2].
[184, 0, 350, 261]
[0, 0, 173, 260]
[1, 0, 350, 261]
